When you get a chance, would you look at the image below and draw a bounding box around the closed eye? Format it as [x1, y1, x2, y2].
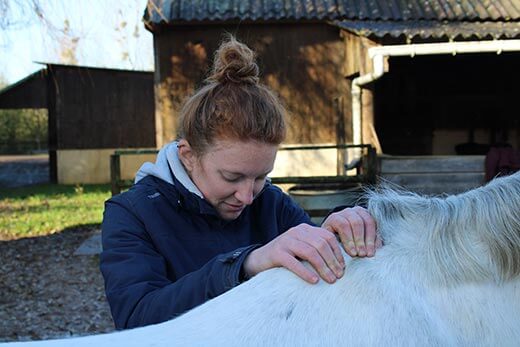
[221, 171, 270, 183]
[223, 175, 241, 183]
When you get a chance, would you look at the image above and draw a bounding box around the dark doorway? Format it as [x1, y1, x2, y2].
[374, 52, 520, 155]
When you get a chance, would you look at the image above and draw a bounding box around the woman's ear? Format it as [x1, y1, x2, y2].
[177, 139, 196, 172]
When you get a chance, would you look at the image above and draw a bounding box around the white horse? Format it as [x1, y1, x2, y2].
[6, 172, 520, 346]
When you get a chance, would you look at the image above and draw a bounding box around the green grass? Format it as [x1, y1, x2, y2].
[0, 184, 111, 239]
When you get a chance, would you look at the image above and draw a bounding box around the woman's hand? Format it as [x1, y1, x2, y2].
[242, 223, 345, 284]
[322, 206, 381, 258]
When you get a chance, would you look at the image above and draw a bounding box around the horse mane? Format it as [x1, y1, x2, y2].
[366, 171, 520, 285]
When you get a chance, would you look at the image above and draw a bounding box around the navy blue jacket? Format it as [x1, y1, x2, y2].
[100, 174, 311, 329]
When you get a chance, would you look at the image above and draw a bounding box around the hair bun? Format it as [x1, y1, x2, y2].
[208, 36, 259, 85]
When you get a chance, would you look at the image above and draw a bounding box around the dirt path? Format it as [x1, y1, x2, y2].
[0, 226, 115, 342]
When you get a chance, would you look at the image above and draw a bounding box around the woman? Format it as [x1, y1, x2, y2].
[100, 36, 380, 330]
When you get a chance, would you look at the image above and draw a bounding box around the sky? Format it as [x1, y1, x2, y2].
[0, 0, 154, 85]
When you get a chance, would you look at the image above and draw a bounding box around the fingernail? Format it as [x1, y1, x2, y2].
[358, 246, 366, 257]
[350, 247, 357, 256]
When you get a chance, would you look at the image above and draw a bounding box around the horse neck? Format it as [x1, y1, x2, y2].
[368, 187, 518, 287]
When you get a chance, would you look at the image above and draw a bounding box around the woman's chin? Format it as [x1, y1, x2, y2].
[218, 208, 244, 221]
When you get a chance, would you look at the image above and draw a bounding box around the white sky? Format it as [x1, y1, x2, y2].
[0, 0, 154, 85]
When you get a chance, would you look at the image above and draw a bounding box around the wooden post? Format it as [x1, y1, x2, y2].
[110, 153, 121, 196]
[365, 145, 378, 184]
[335, 96, 346, 175]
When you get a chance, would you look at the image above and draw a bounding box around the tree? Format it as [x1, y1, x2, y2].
[0, 0, 40, 30]
[58, 19, 79, 65]
[0, 0, 79, 63]
[0, 108, 48, 154]
[1, 0, 153, 72]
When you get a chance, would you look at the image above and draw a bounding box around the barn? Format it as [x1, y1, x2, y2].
[0, 64, 155, 184]
[143, 0, 520, 193]
[1, 1, 519, 192]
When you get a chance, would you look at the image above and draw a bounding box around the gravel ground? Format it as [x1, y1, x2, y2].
[0, 226, 115, 342]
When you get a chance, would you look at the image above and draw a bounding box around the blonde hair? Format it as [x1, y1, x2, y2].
[178, 35, 287, 155]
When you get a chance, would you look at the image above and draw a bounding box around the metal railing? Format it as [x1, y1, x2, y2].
[110, 144, 377, 196]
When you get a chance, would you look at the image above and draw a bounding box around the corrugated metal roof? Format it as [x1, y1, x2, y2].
[145, 0, 520, 23]
[334, 20, 520, 39]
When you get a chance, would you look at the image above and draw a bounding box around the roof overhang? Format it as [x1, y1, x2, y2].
[0, 69, 47, 109]
[334, 20, 520, 40]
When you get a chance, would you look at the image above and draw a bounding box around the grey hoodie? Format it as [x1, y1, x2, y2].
[135, 141, 203, 198]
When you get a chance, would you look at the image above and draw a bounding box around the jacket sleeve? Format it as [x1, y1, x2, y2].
[99, 197, 259, 330]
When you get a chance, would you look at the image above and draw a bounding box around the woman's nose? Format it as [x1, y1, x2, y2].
[235, 180, 254, 205]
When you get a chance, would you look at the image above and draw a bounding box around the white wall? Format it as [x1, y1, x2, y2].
[56, 149, 156, 184]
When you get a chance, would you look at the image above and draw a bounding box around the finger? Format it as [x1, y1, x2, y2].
[349, 216, 367, 257]
[324, 214, 358, 257]
[290, 240, 338, 284]
[296, 224, 345, 265]
[289, 224, 345, 268]
[319, 228, 346, 270]
[279, 253, 319, 284]
[327, 207, 375, 257]
[295, 227, 344, 278]
[352, 206, 377, 257]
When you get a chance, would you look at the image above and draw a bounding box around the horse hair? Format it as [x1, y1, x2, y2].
[367, 171, 520, 285]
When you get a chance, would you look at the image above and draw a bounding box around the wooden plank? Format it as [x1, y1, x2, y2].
[343, 30, 361, 78]
[379, 172, 485, 195]
[110, 154, 122, 196]
[271, 175, 370, 185]
[380, 156, 485, 173]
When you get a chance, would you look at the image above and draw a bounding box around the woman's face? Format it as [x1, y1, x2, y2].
[178, 138, 278, 221]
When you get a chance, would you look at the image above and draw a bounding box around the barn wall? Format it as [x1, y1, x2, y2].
[50, 65, 156, 150]
[341, 30, 384, 152]
[153, 23, 349, 147]
[42, 65, 157, 184]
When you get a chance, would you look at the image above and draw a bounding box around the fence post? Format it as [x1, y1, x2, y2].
[110, 153, 121, 196]
[365, 145, 378, 184]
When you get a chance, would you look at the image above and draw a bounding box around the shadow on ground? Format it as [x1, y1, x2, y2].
[0, 225, 115, 342]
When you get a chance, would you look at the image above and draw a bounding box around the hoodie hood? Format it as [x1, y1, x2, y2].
[135, 141, 203, 198]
